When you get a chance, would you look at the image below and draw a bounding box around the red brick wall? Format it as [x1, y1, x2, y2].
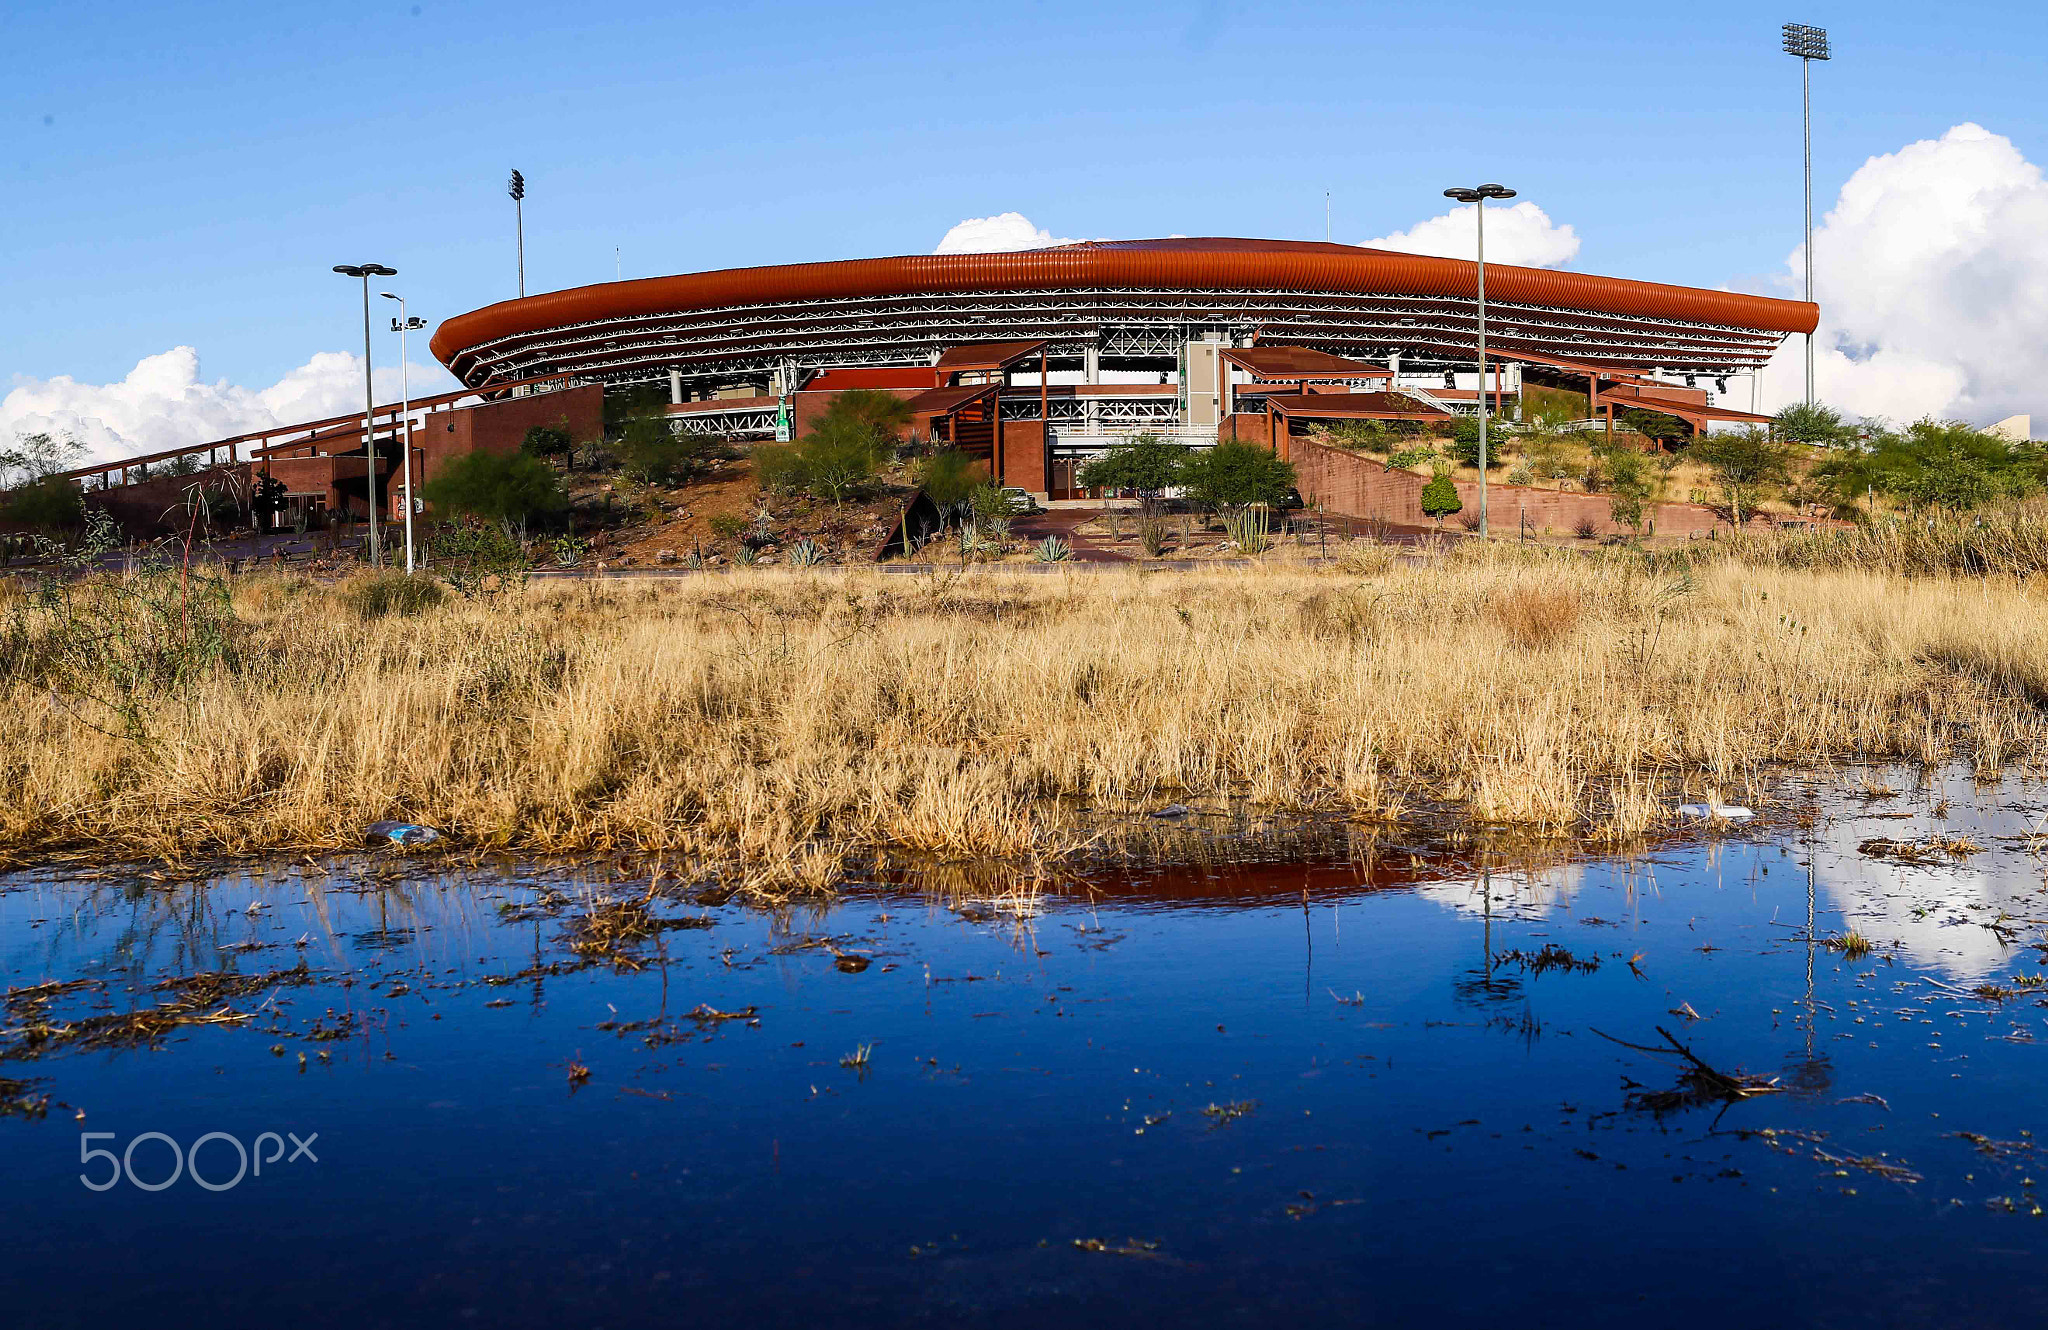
[999, 420, 1047, 493]
[1290, 439, 1728, 538]
[411, 384, 602, 517]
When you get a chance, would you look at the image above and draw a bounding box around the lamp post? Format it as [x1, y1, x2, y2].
[1443, 183, 1516, 538]
[1782, 23, 1830, 407]
[333, 263, 397, 566]
[382, 293, 427, 573]
[509, 169, 526, 298]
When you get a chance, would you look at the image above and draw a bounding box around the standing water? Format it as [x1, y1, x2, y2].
[3, 770, 2045, 1328]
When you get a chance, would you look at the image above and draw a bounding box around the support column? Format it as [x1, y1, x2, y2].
[1084, 344, 1100, 385]
[668, 370, 683, 405]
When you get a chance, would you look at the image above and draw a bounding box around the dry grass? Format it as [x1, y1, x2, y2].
[6, 544, 2048, 885]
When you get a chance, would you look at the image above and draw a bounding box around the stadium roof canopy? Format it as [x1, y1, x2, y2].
[431, 237, 1817, 393]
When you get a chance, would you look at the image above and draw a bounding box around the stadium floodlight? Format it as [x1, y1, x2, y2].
[1783, 23, 1830, 406]
[1441, 183, 1517, 538]
[381, 292, 426, 574]
[509, 169, 527, 298]
[333, 264, 396, 568]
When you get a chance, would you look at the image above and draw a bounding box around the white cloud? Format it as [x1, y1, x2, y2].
[934, 212, 1081, 254]
[1362, 201, 1580, 269]
[1, 347, 459, 465]
[1756, 123, 2048, 430]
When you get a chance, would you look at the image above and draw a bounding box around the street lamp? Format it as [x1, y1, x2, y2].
[508, 169, 526, 298]
[1443, 182, 1516, 538]
[382, 293, 427, 573]
[333, 263, 397, 567]
[1782, 22, 1830, 407]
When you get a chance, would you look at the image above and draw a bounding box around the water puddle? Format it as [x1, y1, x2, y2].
[4, 770, 2046, 1326]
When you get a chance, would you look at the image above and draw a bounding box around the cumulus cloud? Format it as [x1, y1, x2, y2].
[934, 212, 1081, 254]
[1756, 123, 2048, 430]
[1362, 201, 1580, 269]
[1, 347, 458, 465]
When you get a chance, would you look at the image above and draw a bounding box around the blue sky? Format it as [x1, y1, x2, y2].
[6, 0, 2047, 435]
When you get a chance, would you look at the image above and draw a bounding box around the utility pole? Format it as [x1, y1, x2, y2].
[382, 293, 427, 573]
[1782, 23, 1830, 407]
[509, 169, 527, 298]
[333, 264, 397, 567]
[1443, 183, 1517, 538]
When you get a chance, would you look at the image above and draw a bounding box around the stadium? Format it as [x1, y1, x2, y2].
[430, 236, 1816, 499]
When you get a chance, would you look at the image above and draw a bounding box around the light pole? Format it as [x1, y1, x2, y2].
[382, 293, 427, 573]
[509, 169, 526, 298]
[1783, 22, 1830, 407]
[333, 263, 397, 567]
[1443, 182, 1516, 538]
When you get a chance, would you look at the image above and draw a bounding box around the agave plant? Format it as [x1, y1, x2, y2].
[1033, 535, 1072, 563]
[785, 538, 826, 567]
[732, 545, 759, 567]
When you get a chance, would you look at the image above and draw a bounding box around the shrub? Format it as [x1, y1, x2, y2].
[1078, 435, 1187, 514]
[1573, 516, 1599, 540]
[708, 512, 748, 544]
[2, 476, 85, 531]
[430, 521, 530, 597]
[1447, 416, 1508, 468]
[520, 421, 577, 469]
[616, 424, 699, 486]
[918, 450, 990, 525]
[1177, 441, 1297, 515]
[1033, 535, 1072, 562]
[1420, 472, 1462, 526]
[421, 449, 568, 538]
[1139, 516, 1170, 556]
[340, 571, 448, 621]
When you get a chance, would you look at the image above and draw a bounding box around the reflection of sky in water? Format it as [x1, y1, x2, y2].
[1812, 770, 2048, 982]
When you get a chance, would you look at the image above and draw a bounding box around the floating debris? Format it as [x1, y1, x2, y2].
[1201, 1100, 1259, 1127]
[1072, 1237, 1163, 1258]
[1678, 802, 1755, 821]
[1497, 944, 1601, 975]
[365, 821, 441, 847]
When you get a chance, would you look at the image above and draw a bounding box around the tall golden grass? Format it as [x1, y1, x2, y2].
[5, 545, 2045, 882]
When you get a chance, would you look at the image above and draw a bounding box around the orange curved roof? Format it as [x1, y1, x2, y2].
[430, 237, 1816, 369]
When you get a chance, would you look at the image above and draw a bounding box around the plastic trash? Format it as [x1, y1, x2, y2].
[1677, 803, 1754, 821]
[1149, 804, 1193, 819]
[365, 821, 441, 847]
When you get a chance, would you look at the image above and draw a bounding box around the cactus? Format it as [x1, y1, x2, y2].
[1034, 535, 1072, 563]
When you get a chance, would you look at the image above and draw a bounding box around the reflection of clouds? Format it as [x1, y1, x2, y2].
[1811, 776, 2048, 982]
[1413, 863, 1585, 920]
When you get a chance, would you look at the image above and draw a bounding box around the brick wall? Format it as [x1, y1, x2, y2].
[1290, 439, 1728, 538]
[999, 420, 1047, 493]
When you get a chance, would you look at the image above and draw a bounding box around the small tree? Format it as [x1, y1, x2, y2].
[0, 431, 86, 489]
[1176, 441, 1297, 515]
[1447, 415, 1509, 469]
[1420, 471, 1462, 529]
[1077, 434, 1188, 516]
[521, 420, 575, 470]
[818, 389, 914, 453]
[793, 416, 881, 506]
[1616, 409, 1688, 446]
[251, 474, 289, 532]
[917, 449, 990, 530]
[1773, 401, 1857, 448]
[1691, 428, 1791, 527]
[421, 449, 568, 540]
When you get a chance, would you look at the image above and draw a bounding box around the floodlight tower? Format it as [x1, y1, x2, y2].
[1443, 182, 1516, 539]
[509, 169, 527, 298]
[1782, 22, 1830, 407]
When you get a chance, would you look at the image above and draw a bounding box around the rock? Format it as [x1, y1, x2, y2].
[595, 561, 610, 572]
[655, 549, 677, 565]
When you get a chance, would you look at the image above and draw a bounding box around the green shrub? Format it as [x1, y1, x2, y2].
[1420, 472, 1462, 526]
[1177, 441, 1296, 514]
[429, 521, 531, 597]
[2, 477, 85, 531]
[421, 449, 568, 537]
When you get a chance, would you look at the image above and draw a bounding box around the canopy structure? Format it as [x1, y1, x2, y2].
[432, 238, 1817, 398]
